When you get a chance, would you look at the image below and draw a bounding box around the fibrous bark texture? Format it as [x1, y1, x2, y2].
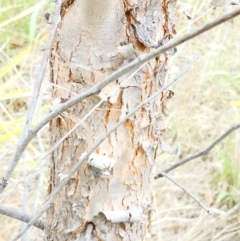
[46, 0, 176, 240]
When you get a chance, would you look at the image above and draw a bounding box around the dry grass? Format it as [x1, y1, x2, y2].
[0, 0, 52, 240]
[0, 1, 239, 240]
[152, 2, 240, 241]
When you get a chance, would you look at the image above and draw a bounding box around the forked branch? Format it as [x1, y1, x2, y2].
[155, 122, 240, 179]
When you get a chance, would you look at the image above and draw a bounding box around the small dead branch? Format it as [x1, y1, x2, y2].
[154, 122, 240, 179]
[158, 172, 211, 215]
[23, 0, 62, 135]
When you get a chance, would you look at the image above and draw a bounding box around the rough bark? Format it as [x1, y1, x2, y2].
[46, 0, 176, 240]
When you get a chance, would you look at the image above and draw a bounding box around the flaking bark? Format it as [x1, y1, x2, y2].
[46, 0, 176, 240]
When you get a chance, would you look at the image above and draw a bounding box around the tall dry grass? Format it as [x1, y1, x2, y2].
[153, 2, 240, 241]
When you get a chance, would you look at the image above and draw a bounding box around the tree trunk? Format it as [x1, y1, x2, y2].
[46, 0, 176, 240]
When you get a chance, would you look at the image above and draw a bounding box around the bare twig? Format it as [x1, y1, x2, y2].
[10, 55, 197, 241]
[0, 205, 45, 230]
[21, 153, 30, 241]
[154, 122, 240, 179]
[159, 171, 211, 214]
[23, 0, 62, 134]
[1, 6, 240, 193]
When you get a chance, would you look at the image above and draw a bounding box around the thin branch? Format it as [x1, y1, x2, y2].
[155, 122, 240, 179]
[21, 153, 30, 240]
[159, 172, 211, 215]
[10, 54, 197, 241]
[22, 0, 62, 135]
[1, 6, 240, 193]
[0, 205, 45, 230]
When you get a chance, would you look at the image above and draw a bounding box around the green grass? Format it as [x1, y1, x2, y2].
[1, 1, 34, 43]
[214, 144, 240, 209]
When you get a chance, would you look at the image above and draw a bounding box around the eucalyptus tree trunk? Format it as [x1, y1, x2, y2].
[46, 0, 176, 240]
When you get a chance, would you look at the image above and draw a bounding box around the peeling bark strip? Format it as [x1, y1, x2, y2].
[47, 0, 176, 240]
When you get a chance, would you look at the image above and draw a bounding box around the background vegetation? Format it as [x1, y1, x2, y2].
[0, 0, 239, 240]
